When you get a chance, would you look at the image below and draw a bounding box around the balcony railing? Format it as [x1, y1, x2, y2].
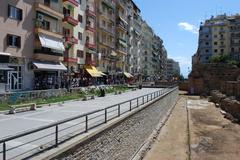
[63, 0, 79, 7]
[86, 8, 96, 17]
[86, 25, 96, 33]
[85, 42, 96, 50]
[63, 15, 78, 26]
[34, 48, 63, 56]
[64, 57, 78, 63]
[85, 59, 96, 65]
[64, 36, 78, 44]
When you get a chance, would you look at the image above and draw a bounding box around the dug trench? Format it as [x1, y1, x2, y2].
[51, 90, 178, 160]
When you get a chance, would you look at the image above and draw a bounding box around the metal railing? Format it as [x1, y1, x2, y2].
[0, 88, 177, 160]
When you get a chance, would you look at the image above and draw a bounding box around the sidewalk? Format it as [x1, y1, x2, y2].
[144, 94, 240, 160]
[143, 96, 189, 160]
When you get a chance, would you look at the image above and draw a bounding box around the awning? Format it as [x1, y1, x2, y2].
[0, 64, 14, 70]
[111, 51, 117, 56]
[0, 52, 11, 56]
[119, 16, 128, 25]
[39, 34, 65, 52]
[85, 65, 103, 77]
[33, 62, 67, 71]
[119, 39, 127, 48]
[124, 72, 134, 78]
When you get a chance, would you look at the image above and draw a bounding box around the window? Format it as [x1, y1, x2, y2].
[78, 15, 82, 23]
[205, 35, 209, 38]
[214, 42, 218, 45]
[205, 42, 209, 45]
[8, 5, 22, 20]
[221, 49, 224, 53]
[78, 32, 82, 40]
[77, 50, 84, 58]
[214, 49, 218, 53]
[78, 0, 81, 4]
[205, 49, 209, 53]
[7, 34, 21, 48]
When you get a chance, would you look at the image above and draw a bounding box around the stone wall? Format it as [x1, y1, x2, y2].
[210, 90, 240, 121]
[53, 89, 179, 160]
[221, 81, 240, 100]
[189, 63, 240, 95]
[179, 81, 189, 91]
[0, 89, 67, 104]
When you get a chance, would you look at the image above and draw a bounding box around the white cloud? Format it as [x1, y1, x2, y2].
[178, 22, 198, 34]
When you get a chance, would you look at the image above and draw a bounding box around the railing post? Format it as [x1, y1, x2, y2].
[55, 125, 58, 147]
[147, 94, 149, 102]
[85, 115, 88, 132]
[130, 100, 132, 111]
[118, 104, 120, 117]
[142, 96, 144, 104]
[137, 98, 139, 107]
[105, 108, 107, 123]
[3, 142, 6, 160]
[151, 93, 153, 100]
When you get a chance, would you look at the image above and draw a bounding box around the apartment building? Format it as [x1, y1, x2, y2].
[85, 0, 97, 67]
[140, 21, 154, 80]
[193, 14, 240, 65]
[33, 0, 67, 90]
[96, 0, 116, 75]
[166, 58, 180, 80]
[0, 0, 170, 93]
[0, 0, 35, 93]
[153, 35, 163, 79]
[229, 15, 240, 61]
[62, 0, 81, 74]
[115, 0, 128, 73]
[127, 1, 142, 76]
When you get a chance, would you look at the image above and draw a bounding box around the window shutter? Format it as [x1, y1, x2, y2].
[18, 9, 23, 20]
[17, 36, 21, 48]
[7, 35, 10, 46]
[8, 5, 11, 17]
[78, 15, 82, 23]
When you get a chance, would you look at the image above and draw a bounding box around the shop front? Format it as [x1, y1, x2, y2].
[0, 52, 25, 93]
[85, 65, 106, 86]
[32, 61, 67, 90]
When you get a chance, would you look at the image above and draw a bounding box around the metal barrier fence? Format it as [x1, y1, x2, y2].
[0, 87, 177, 160]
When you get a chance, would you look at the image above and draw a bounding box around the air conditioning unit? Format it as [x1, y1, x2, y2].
[37, 13, 44, 21]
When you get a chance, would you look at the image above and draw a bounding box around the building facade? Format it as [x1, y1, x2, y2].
[166, 58, 180, 80]
[193, 14, 240, 65]
[0, 0, 172, 93]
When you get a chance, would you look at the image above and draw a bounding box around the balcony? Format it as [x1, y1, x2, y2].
[64, 57, 78, 63]
[35, 26, 62, 39]
[85, 59, 96, 65]
[63, 0, 78, 7]
[35, 2, 63, 19]
[86, 8, 96, 17]
[34, 49, 63, 62]
[117, 22, 127, 32]
[63, 15, 78, 26]
[85, 42, 96, 50]
[86, 25, 96, 33]
[64, 36, 78, 45]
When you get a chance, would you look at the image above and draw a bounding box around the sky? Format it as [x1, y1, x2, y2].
[133, 0, 240, 77]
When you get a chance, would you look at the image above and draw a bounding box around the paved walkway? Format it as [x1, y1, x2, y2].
[0, 88, 165, 160]
[143, 96, 189, 160]
[144, 95, 240, 160]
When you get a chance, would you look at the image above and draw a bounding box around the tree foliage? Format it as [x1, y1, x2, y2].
[209, 54, 240, 67]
